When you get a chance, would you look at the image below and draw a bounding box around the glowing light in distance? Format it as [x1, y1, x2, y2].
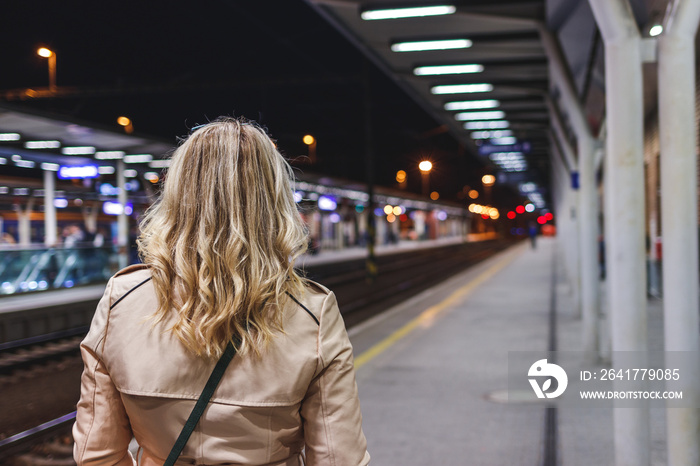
[482, 174, 496, 186]
[392, 39, 471, 52]
[445, 100, 499, 111]
[98, 166, 115, 175]
[59, 165, 98, 179]
[293, 191, 303, 203]
[649, 25, 663, 36]
[430, 191, 440, 200]
[95, 151, 125, 160]
[318, 195, 337, 211]
[25, 140, 60, 149]
[491, 137, 518, 145]
[537, 215, 546, 224]
[103, 201, 134, 216]
[437, 211, 448, 221]
[396, 170, 407, 183]
[468, 189, 478, 199]
[387, 213, 396, 223]
[525, 203, 535, 212]
[414, 64, 484, 76]
[455, 111, 505, 121]
[471, 130, 513, 139]
[419, 161, 433, 172]
[303, 135, 315, 145]
[61, 146, 96, 155]
[431, 83, 493, 94]
[545, 212, 553, 221]
[124, 169, 138, 178]
[117, 116, 131, 126]
[384, 205, 394, 215]
[0, 158, 6, 165]
[361, 5, 456, 20]
[37, 47, 53, 58]
[0, 187, 8, 194]
[124, 154, 152, 163]
[516, 205, 525, 214]
[40, 162, 59, 171]
[329, 213, 341, 223]
[144, 172, 160, 183]
[374, 207, 385, 217]
[507, 211, 516, 219]
[489, 209, 499, 220]
[464, 120, 510, 130]
[392, 206, 403, 215]
[0, 133, 20, 141]
[54, 198, 68, 208]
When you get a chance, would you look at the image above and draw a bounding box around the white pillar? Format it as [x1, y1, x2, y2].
[540, 26, 599, 355]
[17, 197, 35, 247]
[587, 1, 650, 464]
[658, 1, 700, 463]
[43, 169, 57, 247]
[117, 160, 129, 268]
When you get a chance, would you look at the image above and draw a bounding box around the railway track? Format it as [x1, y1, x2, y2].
[0, 239, 515, 464]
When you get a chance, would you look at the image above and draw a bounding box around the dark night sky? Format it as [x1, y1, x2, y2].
[1, 0, 487, 199]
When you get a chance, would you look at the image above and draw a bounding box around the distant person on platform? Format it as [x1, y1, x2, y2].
[528, 221, 538, 249]
[73, 117, 370, 466]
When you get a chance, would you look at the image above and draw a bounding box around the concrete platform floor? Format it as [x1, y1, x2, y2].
[349, 237, 668, 465]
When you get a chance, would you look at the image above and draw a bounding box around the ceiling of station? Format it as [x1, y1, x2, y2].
[305, 0, 551, 208]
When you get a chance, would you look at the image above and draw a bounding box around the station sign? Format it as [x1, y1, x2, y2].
[478, 141, 531, 155]
[58, 165, 99, 179]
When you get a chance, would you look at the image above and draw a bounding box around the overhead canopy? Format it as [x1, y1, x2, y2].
[305, 0, 550, 208]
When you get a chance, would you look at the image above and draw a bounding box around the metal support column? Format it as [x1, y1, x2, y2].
[658, 1, 700, 463]
[116, 160, 129, 269]
[588, 1, 650, 464]
[43, 169, 57, 246]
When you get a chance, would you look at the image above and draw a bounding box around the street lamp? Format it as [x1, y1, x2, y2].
[117, 116, 134, 134]
[482, 174, 495, 205]
[37, 47, 56, 93]
[303, 134, 317, 164]
[419, 160, 432, 197]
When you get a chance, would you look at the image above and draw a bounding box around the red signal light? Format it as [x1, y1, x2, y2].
[544, 212, 553, 221]
[481, 214, 490, 219]
[537, 216, 546, 224]
[516, 205, 525, 214]
[507, 211, 516, 219]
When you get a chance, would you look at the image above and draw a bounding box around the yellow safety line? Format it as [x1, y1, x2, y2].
[354, 248, 521, 370]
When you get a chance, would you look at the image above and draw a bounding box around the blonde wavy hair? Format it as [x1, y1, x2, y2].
[138, 117, 308, 358]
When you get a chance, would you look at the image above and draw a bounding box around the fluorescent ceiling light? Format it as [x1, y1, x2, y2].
[0, 158, 6, 165]
[0, 133, 20, 141]
[15, 159, 35, 168]
[62, 146, 96, 155]
[124, 169, 138, 178]
[392, 39, 471, 52]
[470, 130, 512, 139]
[455, 111, 505, 121]
[649, 25, 663, 36]
[491, 136, 518, 145]
[414, 64, 483, 76]
[444, 99, 499, 111]
[41, 162, 60, 171]
[124, 154, 152, 163]
[149, 159, 171, 168]
[464, 120, 510, 130]
[95, 151, 125, 160]
[98, 166, 115, 175]
[25, 140, 60, 149]
[361, 5, 456, 20]
[431, 83, 493, 94]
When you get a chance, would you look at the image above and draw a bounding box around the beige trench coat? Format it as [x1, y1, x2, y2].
[73, 265, 370, 465]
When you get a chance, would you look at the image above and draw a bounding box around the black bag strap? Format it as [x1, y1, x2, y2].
[163, 340, 238, 466]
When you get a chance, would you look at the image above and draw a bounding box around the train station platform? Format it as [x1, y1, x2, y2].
[348, 237, 668, 465]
